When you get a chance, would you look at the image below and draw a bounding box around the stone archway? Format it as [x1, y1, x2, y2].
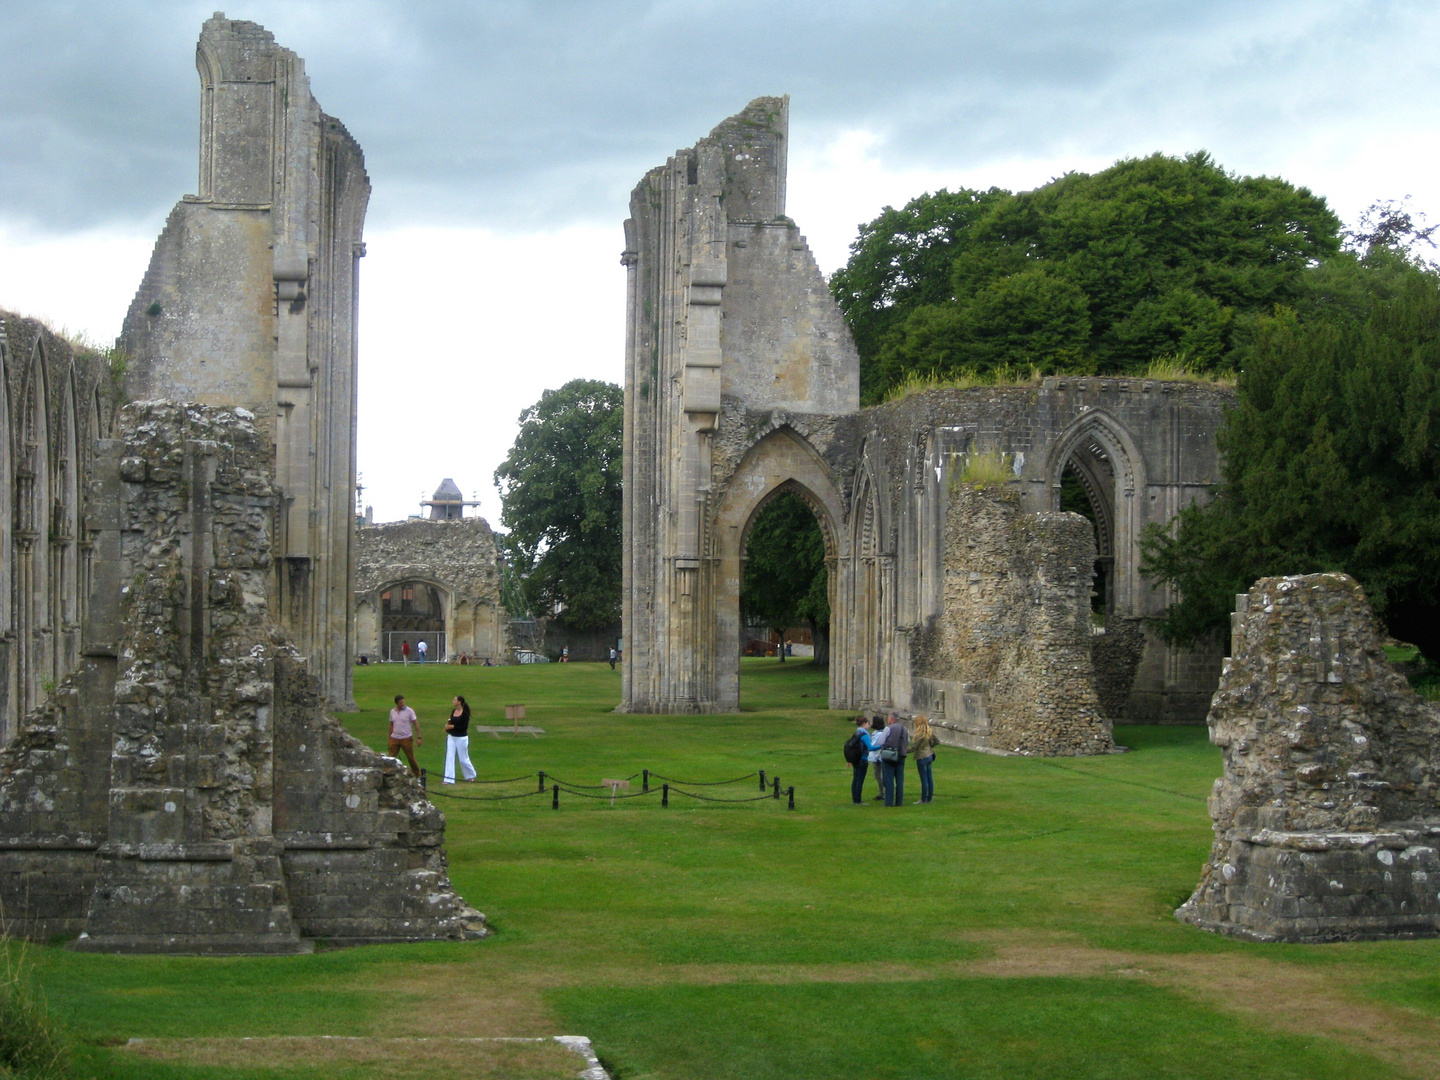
[376, 577, 450, 662]
[712, 428, 847, 711]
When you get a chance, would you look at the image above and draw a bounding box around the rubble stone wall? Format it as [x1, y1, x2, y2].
[911, 486, 1114, 756]
[1, 404, 483, 951]
[1177, 573, 1440, 942]
[354, 518, 510, 663]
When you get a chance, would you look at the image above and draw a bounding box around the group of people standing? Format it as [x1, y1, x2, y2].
[387, 693, 478, 784]
[848, 714, 939, 806]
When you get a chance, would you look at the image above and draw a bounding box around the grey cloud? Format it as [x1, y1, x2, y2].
[0, 0, 1432, 233]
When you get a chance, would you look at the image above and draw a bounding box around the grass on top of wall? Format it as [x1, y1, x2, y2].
[7, 659, 1440, 1079]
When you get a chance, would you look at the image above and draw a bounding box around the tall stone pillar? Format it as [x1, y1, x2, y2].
[118, 14, 367, 710]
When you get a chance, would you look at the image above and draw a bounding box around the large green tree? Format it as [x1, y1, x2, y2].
[494, 379, 623, 631]
[834, 153, 1343, 402]
[1141, 247, 1440, 659]
[741, 491, 830, 665]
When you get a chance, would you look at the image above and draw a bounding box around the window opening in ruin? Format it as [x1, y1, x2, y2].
[740, 489, 830, 679]
[381, 580, 446, 660]
[1060, 454, 1114, 625]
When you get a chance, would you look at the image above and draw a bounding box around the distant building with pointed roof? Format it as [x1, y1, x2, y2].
[421, 477, 480, 520]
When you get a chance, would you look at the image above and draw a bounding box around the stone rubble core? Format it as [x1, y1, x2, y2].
[1177, 573, 1440, 942]
[910, 486, 1114, 756]
[618, 95, 1230, 732]
[0, 403, 485, 952]
[119, 12, 367, 712]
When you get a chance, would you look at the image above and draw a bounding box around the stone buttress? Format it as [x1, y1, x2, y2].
[118, 13, 366, 711]
[0, 403, 484, 952]
[1178, 573, 1440, 942]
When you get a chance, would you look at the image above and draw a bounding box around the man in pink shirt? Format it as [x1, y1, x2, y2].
[388, 694, 422, 777]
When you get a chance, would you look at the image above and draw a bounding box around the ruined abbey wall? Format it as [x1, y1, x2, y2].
[911, 487, 1113, 756]
[1178, 573, 1440, 942]
[354, 518, 511, 664]
[619, 97, 1230, 741]
[0, 404, 483, 950]
[118, 13, 367, 711]
[0, 314, 116, 748]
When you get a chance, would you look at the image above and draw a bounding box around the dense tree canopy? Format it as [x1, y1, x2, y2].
[494, 379, 623, 631]
[741, 491, 829, 664]
[1141, 247, 1440, 659]
[832, 153, 1343, 402]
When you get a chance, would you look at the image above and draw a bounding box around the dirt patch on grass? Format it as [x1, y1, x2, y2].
[121, 1036, 582, 1080]
[962, 937, 1440, 1079]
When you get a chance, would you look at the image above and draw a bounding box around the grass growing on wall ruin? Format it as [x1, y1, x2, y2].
[8, 660, 1440, 1078]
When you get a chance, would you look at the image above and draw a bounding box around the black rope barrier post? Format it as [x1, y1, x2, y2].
[662, 783, 669, 808]
[759, 769, 766, 792]
[551, 783, 559, 810]
[643, 769, 649, 793]
[538, 770, 546, 792]
[772, 776, 780, 799]
[420, 768, 427, 792]
[787, 786, 795, 810]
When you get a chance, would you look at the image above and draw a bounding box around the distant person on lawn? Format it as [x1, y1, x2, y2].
[868, 716, 885, 801]
[417, 638, 428, 664]
[849, 716, 875, 804]
[608, 646, 617, 670]
[400, 639, 411, 665]
[911, 715, 939, 804]
[875, 713, 910, 807]
[388, 694, 422, 777]
[444, 695, 476, 784]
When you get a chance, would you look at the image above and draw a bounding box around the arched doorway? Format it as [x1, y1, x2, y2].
[740, 484, 831, 672]
[712, 428, 847, 711]
[379, 579, 447, 662]
[1058, 440, 1115, 625]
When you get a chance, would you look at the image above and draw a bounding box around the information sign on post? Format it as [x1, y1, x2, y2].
[505, 704, 526, 734]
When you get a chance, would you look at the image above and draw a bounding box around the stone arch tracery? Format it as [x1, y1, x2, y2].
[17, 342, 52, 716]
[52, 368, 80, 681]
[1044, 409, 1148, 621]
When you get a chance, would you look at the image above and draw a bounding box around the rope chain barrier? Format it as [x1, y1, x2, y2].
[418, 767, 796, 810]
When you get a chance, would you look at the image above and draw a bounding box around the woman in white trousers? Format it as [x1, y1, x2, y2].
[444, 695, 477, 783]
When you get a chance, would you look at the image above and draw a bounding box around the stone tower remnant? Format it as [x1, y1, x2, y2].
[619, 98, 1230, 737]
[0, 18, 483, 952]
[1177, 573, 1440, 942]
[119, 12, 367, 711]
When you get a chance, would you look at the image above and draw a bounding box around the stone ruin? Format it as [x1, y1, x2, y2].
[619, 96, 1231, 747]
[911, 486, 1114, 756]
[0, 403, 483, 951]
[0, 16, 481, 951]
[1177, 573, 1440, 942]
[354, 516, 512, 665]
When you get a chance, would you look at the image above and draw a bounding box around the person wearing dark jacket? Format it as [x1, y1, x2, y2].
[875, 713, 910, 807]
[849, 717, 875, 804]
[443, 695, 477, 783]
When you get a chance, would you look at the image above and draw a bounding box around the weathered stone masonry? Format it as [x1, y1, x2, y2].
[0, 315, 116, 748]
[619, 97, 1232, 742]
[119, 13, 366, 712]
[0, 404, 483, 951]
[1178, 573, 1440, 942]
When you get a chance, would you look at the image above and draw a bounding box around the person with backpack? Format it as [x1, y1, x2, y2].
[911, 714, 939, 804]
[844, 716, 875, 804]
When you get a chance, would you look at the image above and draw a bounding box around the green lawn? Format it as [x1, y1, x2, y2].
[10, 659, 1440, 1079]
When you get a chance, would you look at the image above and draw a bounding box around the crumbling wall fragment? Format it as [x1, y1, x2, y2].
[1, 403, 483, 951]
[1177, 573, 1440, 942]
[911, 486, 1114, 756]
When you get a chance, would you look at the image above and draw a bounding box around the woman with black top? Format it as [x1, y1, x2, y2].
[443, 695, 477, 783]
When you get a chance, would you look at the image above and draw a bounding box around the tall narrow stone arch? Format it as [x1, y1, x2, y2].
[17, 341, 51, 716]
[838, 441, 894, 710]
[1043, 409, 1148, 617]
[52, 367, 81, 681]
[709, 427, 848, 711]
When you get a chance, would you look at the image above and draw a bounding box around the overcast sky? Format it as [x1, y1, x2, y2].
[2, 0, 1437, 523]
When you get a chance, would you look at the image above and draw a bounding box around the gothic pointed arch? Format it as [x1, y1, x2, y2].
[53, 367, 81, 680]
[17, 339, 52, 714]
